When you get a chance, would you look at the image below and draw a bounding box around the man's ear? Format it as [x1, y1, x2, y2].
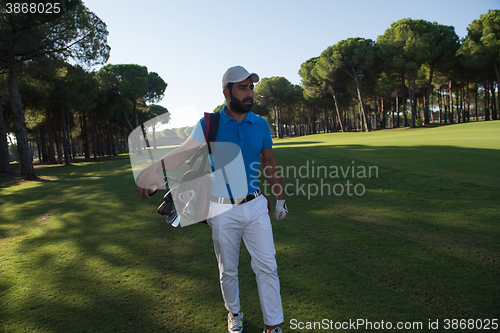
[223, 87, 231, 101]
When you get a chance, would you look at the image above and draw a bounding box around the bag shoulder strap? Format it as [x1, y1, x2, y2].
[204, 112, 220, 154]
[192, 112, 220, 174]
[206, 112, 219, 142]
[203, 113, 211, 143]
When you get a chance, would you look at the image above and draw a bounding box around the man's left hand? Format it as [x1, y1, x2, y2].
[274, 199, 288, 221]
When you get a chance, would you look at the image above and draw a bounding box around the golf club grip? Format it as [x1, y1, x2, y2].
[148, 183, 159, 196]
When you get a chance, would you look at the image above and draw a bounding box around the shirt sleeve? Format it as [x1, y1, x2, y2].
[190, 118, 205, 143]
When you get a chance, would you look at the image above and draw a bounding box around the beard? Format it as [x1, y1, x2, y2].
[229, 93, 253, 114]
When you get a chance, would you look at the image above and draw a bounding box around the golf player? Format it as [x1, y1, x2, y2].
[137, 66, 288, 333]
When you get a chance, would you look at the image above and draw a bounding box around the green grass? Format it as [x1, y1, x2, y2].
[1, 121, 499, 332]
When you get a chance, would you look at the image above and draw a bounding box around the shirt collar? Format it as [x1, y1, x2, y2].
[221, 106, 255, 124]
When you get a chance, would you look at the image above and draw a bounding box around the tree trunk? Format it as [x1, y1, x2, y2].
[392, 98, 396, 128]
[273, 102, 279, 138]
[420, 96, 425, 124]
[378, 98, 385, 129]
[278, 105, 284, 138]
[401, 71, 408, 127]
[35, 133, 42, 163]
[461, 85, 465, 123]
[40, 130, 48, 163]
[80, 113, 90, 159]
[331, 89, 344, 132]
[491, 81, 497, 120]
[353, 74, 370, 132]
[406, 68, 417, 128]
[375, 98, 380, 129]
[493, 59, 500, 94]
[475, 84, 479, 122]
[438, 88, 442, 124]
[0, 102, 11, 173]
[62, 106, 71, 165]
[445, 87, 449, 124]
[99, 126, 105, 157]
[91, 122, 97, 160]
[120, 99, 134, 131]
[110, 125, 117, 155]
[54, 122, 63, 164]
[448, 81, 454, 124]
[395, 95, 400, 128]
[424, 66, 434, 125]
[430, 84, 434, 123]
[133, 102, 139, 129]
[466, 84, 470, 122]
[7, 46, 36, 179]
[484, 82, 490, 121]
[322, 99, 327, 133]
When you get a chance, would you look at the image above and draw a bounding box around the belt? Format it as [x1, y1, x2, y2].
[211, 189, 262, 205]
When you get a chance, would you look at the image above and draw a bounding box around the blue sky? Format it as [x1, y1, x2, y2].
[83, 0, 499, 128]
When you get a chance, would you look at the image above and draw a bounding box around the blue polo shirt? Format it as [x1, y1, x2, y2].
[190, 106, 273, 198]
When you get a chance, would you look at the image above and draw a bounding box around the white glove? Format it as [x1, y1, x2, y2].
[274, 199, 288, 221]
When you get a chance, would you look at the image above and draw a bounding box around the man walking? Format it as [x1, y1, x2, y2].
[138, 66, 288, 333]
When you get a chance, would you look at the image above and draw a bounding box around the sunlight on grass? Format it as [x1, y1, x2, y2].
[274, 121, 500, 150]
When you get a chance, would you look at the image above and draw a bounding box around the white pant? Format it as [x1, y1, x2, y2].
[208, 195, 284, 326]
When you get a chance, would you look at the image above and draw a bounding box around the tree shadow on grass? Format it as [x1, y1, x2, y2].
[0, 158, 223, 332]
[1, 144, 499, 332]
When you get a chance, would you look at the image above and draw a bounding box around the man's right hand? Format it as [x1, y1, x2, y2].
[135, 136, 204, 199]
[136, 162, 164, 199]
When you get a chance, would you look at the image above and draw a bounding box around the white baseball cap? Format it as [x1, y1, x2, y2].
[222, 66, 259, 88]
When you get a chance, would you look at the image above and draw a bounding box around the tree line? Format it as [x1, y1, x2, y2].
[0, 1, 168, 179]
[251, 10, 500, 138]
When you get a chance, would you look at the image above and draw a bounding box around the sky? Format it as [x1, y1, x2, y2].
[82, 0, 499, 128]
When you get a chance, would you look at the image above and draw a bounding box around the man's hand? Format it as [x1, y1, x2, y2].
[136, 162, 164, 199]
[274, 199, 288, 221]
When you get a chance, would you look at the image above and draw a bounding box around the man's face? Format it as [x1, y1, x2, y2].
[227, 78, 254, 114]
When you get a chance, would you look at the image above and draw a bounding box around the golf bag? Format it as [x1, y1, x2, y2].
[158, 112, 220, 226]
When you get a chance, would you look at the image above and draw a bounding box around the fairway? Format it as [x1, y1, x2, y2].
[1, 122, 499, 332]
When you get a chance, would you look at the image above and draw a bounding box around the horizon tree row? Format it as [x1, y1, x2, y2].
[1, 60, 169, 166]
[252, 10, 499, 137]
